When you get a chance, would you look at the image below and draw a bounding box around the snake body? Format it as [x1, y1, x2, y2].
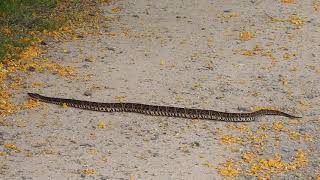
[28, 93, 301, 122]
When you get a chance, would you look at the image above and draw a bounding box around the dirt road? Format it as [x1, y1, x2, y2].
[1, 0, 319, 179]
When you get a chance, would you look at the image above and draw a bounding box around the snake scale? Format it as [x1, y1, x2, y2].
[28, 93, 301, 122]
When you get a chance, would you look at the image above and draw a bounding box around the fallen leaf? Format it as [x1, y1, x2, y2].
[98, 121, 107, 129]
[111, 7, 121, 13]
[280, 0, 295, 3]
[240, 32, 255, 41]
[114, 96, 126, 101]
[160, 59, 165, 65]
[4, 143, 18, 150]
[288, 16, 304, 26]
[82, 168, 96, 175]
[216, 160, 240, 177]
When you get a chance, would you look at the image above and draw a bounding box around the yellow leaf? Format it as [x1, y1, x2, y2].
[222, 12, 239, 19]
[272, 122, 284, 131]
[242, 151, 255, 163]
[242, 50, 254, 56]
[1, 26, 12, 36]
[281, 0, 295, 3]
[298, 100, 311, 107]
[98, 121, 107, 129]
[314, 2, 320, 11]
[0, 100, 18, 116]
[283, 53, 291, 60]
[4, 143, 18, 150]
[293, 149, 307, 167]
[216, 160, 240, 177]
[104, 16, 115, 21]
[23, 99, 41, 109]
[20, 46, 42, 60]
[106, 32, 117, 36]
[288, 16, 304, 26]
[226, 124, 248, 132]
[240, 32, 255, 41]
[31, 82, 43, 87]
[62, 103, 68, 108]
[221, 135, 242, 144]
[111, 7, 121, 13]
[160, 59, 165, 65]
[20, 37, 31, 43]
[246, 163, 261, 175]
[281, 79, 288, 87]
[192, 82, 202, 89]
[82, 168, 96, 175]
[286, 130, 302, 140]
[114, 96, 126, 102]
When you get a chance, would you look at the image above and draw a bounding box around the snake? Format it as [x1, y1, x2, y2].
[28, 93, 301, 122]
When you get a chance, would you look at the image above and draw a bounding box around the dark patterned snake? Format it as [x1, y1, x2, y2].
[28, 93, 301, 122]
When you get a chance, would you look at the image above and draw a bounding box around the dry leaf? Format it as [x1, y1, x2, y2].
[288, 16, 304, 26]
[98, 121, 107, 129]
[160, 59, 165, 65]
[240, 32, 255, 41]
[82, 168, 96, 175]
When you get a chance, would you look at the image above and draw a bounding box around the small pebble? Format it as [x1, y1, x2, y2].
[238, 106, 249, 112]
[82, 64, 90, 68]
[191, 141, 200, 147]
[84, 90, 92, 96]
[107, 47, 115, 51]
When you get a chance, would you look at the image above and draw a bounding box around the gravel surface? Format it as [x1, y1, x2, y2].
[1, 0, 319, 179]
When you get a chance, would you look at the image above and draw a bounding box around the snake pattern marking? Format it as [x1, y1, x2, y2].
[28, 93, 301, 122]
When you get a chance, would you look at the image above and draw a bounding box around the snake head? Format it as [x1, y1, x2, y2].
[28, 93, 42, 99]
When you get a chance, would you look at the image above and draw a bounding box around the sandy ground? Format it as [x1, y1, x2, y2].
[1, 0, 319, 179]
